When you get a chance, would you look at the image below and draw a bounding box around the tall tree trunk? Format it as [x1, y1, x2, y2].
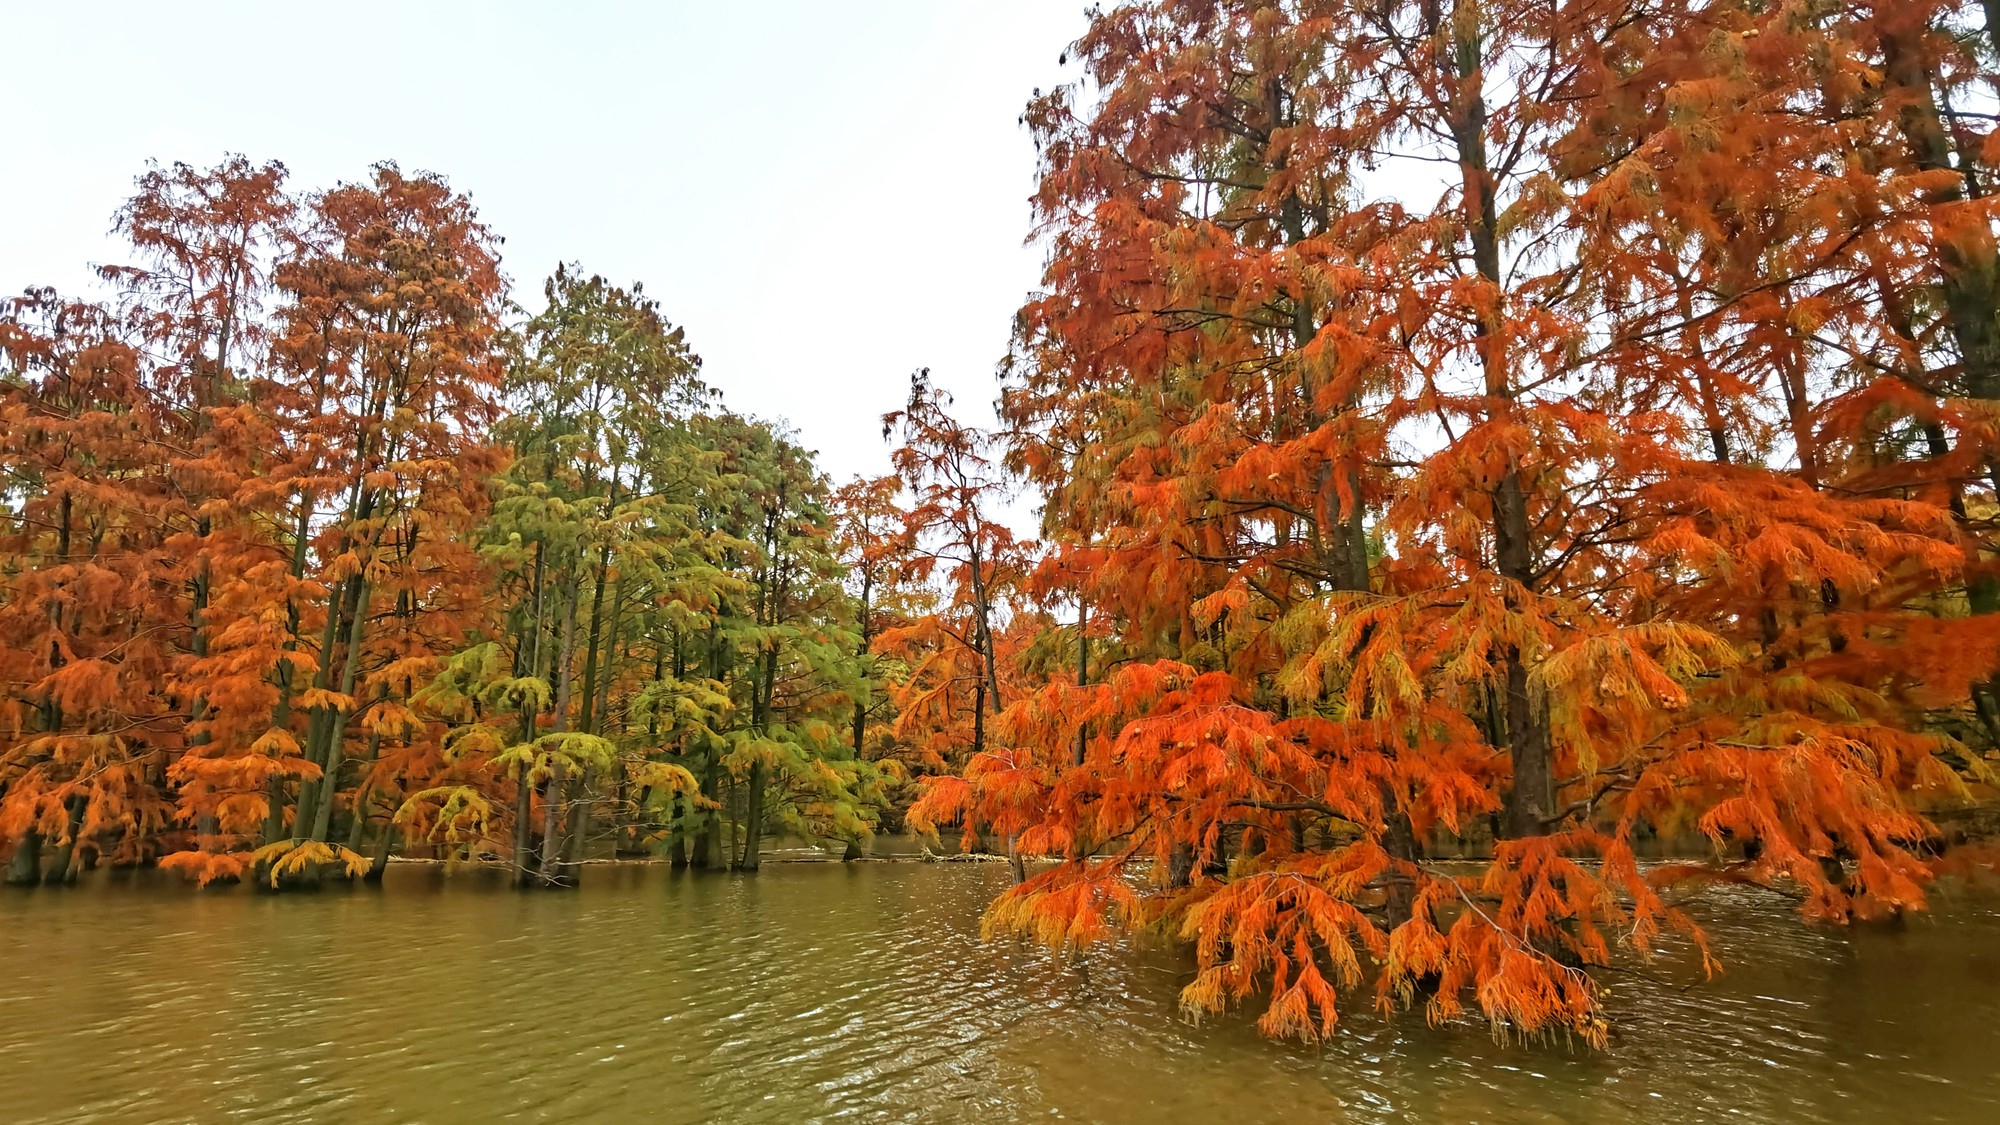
[738, 761, 767, 871]
[695, 761, 723, 870]
[722, 774, 739, 867]
[512, 539, 549, 887]
[344, 729, 384, 853]
[971, 674, 987, 762]
[1279, 176, 1368, 592]
[537, 568, 584, 888]
[1441, 1, 1552, 838]
[845, 568, 874, 862]
[262, 500, 318, 848]
[564, 565, 627, 879]
[739, 639, 781, 872]
[692, 623, 724, 870]
[292, 576, 354, 841]
[512, 757, 537, 886]
[1882, 20, 2000, 401]
[1881, 18, 2000, 740]
[1072, 600, 1090, 768]
[561, 767, 594, 878]
[307, 576, 373, 847]
[577, 542, 612, 739]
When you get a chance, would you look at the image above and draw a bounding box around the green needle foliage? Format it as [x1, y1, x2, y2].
[411, 265, 889, 884]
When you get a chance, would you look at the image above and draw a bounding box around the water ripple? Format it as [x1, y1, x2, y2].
[1, 867, 1997, 1122]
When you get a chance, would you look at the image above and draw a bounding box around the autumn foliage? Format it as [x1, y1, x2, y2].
[2, 158, 886, 891]
[10, 0, 2000, 1053]
[906, 0, 2000, 1046]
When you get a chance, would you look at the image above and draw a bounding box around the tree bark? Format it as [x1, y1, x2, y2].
[738, 761, 767, 871]
[536, 568, 584, 888]
[365, 819, 394, 882]
[1442, 0, 1552, 838]
[306, 576, 373, 846]
[5, 831, 43, 887]
[43, 794, 89, 885]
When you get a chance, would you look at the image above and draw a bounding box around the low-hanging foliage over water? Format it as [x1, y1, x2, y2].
[7, 0, 2000, 1052]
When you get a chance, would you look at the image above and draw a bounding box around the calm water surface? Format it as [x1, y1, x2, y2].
[2, 858, 1997, 1123]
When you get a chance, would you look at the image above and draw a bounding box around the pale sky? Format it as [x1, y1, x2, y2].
[0, 1, 1087, 484]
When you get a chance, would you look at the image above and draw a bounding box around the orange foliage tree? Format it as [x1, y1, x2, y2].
[0, 294, 183, 882]
[829, 474, 927, 820]
[1, 159, 510, 888]
[115, 157, 304, 884]
[880, 370, 1042, 870]
[257, 165, 509, 883]
[910, 0, 2000, 1045]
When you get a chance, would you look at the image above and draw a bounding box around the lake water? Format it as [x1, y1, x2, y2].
[2, 859, 1997, 1123]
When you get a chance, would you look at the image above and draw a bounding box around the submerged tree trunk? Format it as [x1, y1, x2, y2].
[538, 760, 569, 885]
[670, 791, 691, 868]
[512, 757, 537, 886]
[42, 793, 89, 886]
[738, 760, 767, 871]
[560, 767, 593, 880]
[365, 819, 394, 882]
[693, 759, 722, 870]
[5, 831, 43, 887]
[1383, 794, 1423, 930]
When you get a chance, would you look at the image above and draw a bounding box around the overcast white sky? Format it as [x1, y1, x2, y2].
[0, 1, 1087, 484]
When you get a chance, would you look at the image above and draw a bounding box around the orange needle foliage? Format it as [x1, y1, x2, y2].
[910, 0, 2000, 1045]
[879, 374, 1040, 835]
[7, 2, 2000, 1054]
[4, 158, 891, 891]
[0, 295, 182, 874]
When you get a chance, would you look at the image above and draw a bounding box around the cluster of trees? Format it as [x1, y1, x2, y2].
[14, 0, 2000, 1050]
[0, 159, 1015, 891]
[899, 0, 2000, 1048]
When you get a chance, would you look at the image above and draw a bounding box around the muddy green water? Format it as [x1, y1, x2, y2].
[1, 860, 1997, 1124]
